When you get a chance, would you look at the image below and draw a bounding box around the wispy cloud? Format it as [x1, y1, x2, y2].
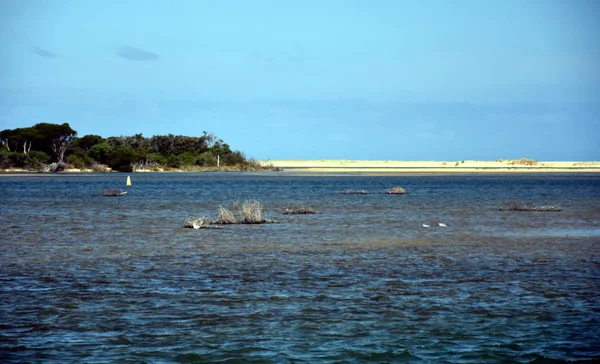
[115, 46, 160, 61]
[32, 46, 57, 58]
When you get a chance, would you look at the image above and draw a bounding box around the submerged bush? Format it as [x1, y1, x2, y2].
[341, 190, 369, 194]
[499, 201, 562, 212]
[281, 205, 316, 214]
[185, 200, 276, 228]
[387, 187, 407, 194]
[217, 206, 237, 224]
[241, 200, 263, 223]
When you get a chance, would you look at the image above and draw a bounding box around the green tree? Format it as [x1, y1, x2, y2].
[31, 123, 77, 162]
[88, 142, 113, 165]
[108, 146, 136, 172]
[75, 134, 104, 151]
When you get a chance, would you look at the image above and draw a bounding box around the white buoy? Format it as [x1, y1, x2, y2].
[438, 223, 447, 227]
[422, 224, 430, 228]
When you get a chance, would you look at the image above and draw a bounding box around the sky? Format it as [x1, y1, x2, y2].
[0, 0, 599, 161]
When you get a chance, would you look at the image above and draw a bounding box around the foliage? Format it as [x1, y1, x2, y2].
[1, 123, 269, 172]
[88, 143, 113, 165]
[67, 154, 87, 169]
[109, 146, 136, 172]
[74, 134, 104, 151]
[27, 150, 51, 164]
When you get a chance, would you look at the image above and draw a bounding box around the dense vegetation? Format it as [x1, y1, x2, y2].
[0, 123, 267, 172]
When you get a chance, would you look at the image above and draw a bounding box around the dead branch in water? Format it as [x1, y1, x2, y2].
[184, 216, 221, 229]
[101, 189, 127, 197]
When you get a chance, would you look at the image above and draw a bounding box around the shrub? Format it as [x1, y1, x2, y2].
[221, 150, 246, 166]
[28, 151, 51, 164]
[196, 152, 217, 167]
[8, 152, 27, 168]
[22, 151, 51, 170]
[178, 152, 198, 165]
[67, 154, 86, 169]
[217, 206, 237, 224]
[241, 200, 263, 223]
[211, 200, 274, 225]
[164, 154, 182, 168]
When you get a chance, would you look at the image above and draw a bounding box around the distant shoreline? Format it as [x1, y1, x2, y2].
[2, 160, 600, 174]
[259, 160, 600, 173]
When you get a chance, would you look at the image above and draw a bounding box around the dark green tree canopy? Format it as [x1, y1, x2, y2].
[1, 122, 257, 171]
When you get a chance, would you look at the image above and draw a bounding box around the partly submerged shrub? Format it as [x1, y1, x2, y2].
[217, 206, 237, 224]
[281, 205, 316, 215]
[241, 199, 263, 223]
[499, 201, 562, 212]
[387, 187, 407, 194]
[198, 200, 276, 226]
[341, 190, 369, 194]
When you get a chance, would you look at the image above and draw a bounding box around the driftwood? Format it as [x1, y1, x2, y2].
[101, 189, 127, 196]
[499, 201, 562, 212]
[281, 205, 316, 214]
[387, 187, 407, 194]
[184, 216, 221, 229]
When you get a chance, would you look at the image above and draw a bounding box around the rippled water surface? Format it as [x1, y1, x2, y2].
[1, 172, 599, 363]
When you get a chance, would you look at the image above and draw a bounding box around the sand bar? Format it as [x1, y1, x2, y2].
[260, 160, 600, 173]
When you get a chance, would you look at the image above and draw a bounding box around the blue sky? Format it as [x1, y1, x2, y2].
[1, 0, 598, 160]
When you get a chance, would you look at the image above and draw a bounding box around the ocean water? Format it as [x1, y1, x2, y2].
[1, 172, 599, 363]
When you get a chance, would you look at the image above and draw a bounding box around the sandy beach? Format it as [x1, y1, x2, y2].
[260, 159, 600, 173]
[2, 159, 599, 175]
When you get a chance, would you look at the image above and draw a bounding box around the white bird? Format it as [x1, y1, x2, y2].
[438, 223, 447, 227]
[422, 224, 431, 228]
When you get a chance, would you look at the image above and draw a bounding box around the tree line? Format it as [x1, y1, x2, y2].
[0, 123, 258, 172]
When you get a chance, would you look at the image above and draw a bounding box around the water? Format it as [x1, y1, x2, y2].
[1, 172, 599, 363]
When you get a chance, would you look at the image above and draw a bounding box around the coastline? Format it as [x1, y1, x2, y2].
[2, 159, 600, 174]
[259, 160, 600, 173]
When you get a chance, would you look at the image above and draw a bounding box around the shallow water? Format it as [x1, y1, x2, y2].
[1, 173, 599, 363]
